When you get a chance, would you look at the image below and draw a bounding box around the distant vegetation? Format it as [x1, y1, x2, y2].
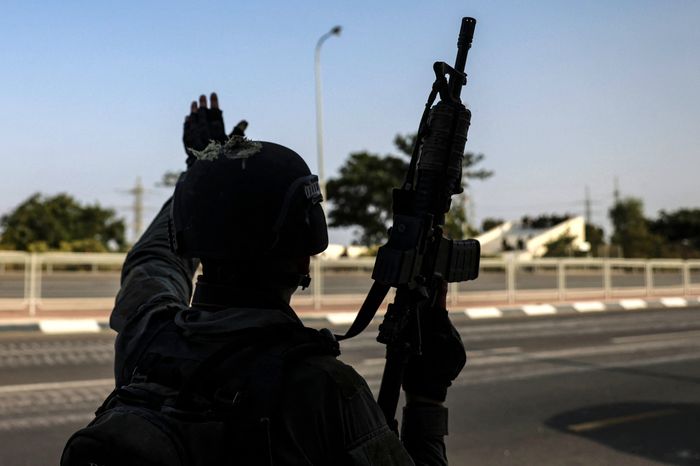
[520, 214, 573, 229]
[540, 199, 700, 258]
[610, 198, 700, 258]
[0, 193, 126, 252]
[0, 187, 696, 260]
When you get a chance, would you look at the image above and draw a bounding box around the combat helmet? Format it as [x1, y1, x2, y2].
[170, 136, 328, 274]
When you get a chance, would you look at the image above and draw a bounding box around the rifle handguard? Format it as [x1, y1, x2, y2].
[436, 238, 480, 283]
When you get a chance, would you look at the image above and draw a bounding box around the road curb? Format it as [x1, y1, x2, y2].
[0, 296, 698, 334]
[461, 296, 700, 320]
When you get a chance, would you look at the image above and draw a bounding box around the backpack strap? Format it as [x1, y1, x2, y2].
[174, 325, 339, 414]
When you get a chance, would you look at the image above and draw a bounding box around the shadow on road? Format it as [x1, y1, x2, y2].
[546, 402, 700, 465]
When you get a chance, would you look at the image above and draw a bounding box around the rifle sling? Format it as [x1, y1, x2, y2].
[334, 281, 391, 341]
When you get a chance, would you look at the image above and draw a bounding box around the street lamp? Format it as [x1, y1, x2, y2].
[314, 25, 342, 202]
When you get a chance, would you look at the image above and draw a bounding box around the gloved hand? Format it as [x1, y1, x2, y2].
[182, 93, 248, 166]
[402, 281, 466, 403]
[183, 93, 226, 159]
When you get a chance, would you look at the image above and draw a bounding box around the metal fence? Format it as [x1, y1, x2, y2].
[0, 252, 699, 315]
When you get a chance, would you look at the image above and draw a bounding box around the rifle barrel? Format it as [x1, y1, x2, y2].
[449, 17, 476, 99]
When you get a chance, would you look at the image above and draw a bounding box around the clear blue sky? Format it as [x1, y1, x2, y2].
[1, 0, 698, 243]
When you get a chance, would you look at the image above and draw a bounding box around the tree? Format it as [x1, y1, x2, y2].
[444, 193, 477, 239]
[647, 208, 700, 258]
[0, 193, 126, 252]
[585, 223, 606, 257]
[481, 218, 505, 232]
[327, 133, 492, 246]
[326, 152, 406, 246]
[522, 214, 572, 229]
[609, 197, 663, 258]
[543, 233, 576, 257]
[159, 171, 182, 188]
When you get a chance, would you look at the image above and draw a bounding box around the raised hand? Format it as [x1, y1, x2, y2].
[182, 93, 227, 162]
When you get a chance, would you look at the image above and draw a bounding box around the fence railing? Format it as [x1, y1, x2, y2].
[0, 252, 699, 315]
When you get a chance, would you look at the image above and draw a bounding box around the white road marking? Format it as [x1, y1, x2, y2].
[568, 409, 677, 433]
[360, 358, 386, 366]
[660, 297, 687, 307]
[619, 299, 647, 310]
[522, 304, 557, 316]
[326, 312, 358, 325]
[0, 378, 113, 395]
[0, 412, 95, 432]
[469, 347, 522, 357]
[464, 335, 700, 368]
[362, 351, 700, 394]
[0, 338, 114, 369]
[39, 319, 100, 334]
[611, 329, 700, 344]
[573, 302, 606, 312]
[465, 307, 503, 319]
[486, 346, 522, 355]
[450, 351, 700, 389]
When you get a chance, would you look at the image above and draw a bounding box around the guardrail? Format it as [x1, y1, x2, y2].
[0, 252, 698, 315]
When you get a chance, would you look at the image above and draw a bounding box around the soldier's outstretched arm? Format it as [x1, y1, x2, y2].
[110, 196, 199, 332]
[110, 93, 227, 332]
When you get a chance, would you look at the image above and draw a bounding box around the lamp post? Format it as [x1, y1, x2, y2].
[314, 25, 341, 201]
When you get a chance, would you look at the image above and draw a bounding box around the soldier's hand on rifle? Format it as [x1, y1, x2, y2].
[182, 93, 248, 166]
[402, 281, 466, 404]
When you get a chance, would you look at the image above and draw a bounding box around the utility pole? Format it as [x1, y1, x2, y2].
[584, 185, 592, 226]
[127, 177, 144, 241]
[611, 176, 622, 258]
[117, 177, 150, 244]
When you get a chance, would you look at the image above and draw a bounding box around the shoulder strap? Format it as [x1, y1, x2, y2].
[335, 281, 391, 341]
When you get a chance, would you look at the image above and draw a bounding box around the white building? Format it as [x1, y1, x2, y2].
[476, 216, 590, 259]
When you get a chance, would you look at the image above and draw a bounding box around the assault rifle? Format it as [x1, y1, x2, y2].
[335, 17, 481, 431]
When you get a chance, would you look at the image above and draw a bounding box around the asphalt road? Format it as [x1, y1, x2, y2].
[0, 270, 696, 299]
[1, 307, 699, 465]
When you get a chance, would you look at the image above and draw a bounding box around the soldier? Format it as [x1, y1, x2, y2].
[62, 93, 465, 465]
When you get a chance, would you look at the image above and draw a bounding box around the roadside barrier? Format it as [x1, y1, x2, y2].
[0, 252, 698, 315]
